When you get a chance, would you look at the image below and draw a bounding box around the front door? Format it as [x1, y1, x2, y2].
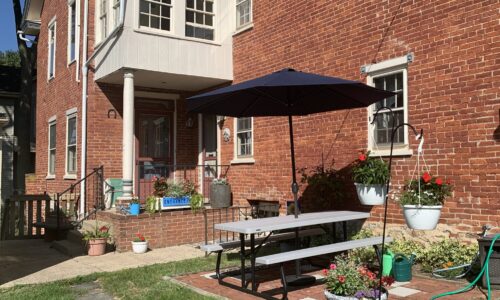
[202, 115, 218, 197]
[136, 100, 174, 199]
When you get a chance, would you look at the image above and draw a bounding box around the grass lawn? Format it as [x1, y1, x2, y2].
[0, 253, 240, 300]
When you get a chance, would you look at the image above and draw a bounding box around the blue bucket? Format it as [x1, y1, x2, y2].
[129, 203, 140, 215]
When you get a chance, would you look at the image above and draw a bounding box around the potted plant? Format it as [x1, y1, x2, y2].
[399, 172, 453, 230]
[146, 195, 159, 214]
[352, 151, 389, 205]
[324, 255, 394, 300]
[131, 233, 148, 254]
[160, 181, 191, 209]
[129, 195, 140, 216]
[153, 176, 169, 198]
[82, 222, 110, 256]
[210, 177, 231, 208]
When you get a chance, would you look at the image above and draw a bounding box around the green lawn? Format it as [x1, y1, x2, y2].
[0, 253, 240, 300]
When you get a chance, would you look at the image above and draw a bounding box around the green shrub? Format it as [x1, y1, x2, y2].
[387, 238, 425, 262]
[349, 229, 377, 265]
[419, 239, 477, 272]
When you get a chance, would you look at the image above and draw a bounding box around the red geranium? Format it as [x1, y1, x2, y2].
[358, 154, 367, 161]
[422, 172, 432, 183]
[99, 226, 108, 232]
[435, 178, 443, 185]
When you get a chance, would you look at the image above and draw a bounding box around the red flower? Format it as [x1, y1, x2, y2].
[136, 233, 145, 241]
[99, 226, 108, 232]
[422, 172, 432, 183]
[446, 179, 452, 185]
[359, 154, 367, 161]
[337, 275, 346, 283]
[323, 269, 328, 276]
[435, 178, 443, 185]
[381, 276, 395, 286]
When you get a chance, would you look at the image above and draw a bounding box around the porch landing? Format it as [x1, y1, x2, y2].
[0, 239, 203, 288]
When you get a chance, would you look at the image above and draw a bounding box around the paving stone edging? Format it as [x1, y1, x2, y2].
[163, 276, 229, 300]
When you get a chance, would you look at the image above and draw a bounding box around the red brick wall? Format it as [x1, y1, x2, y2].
[225, 0, 500, 233]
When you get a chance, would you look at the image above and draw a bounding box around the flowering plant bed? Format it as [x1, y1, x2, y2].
[324, 255, 394, 299]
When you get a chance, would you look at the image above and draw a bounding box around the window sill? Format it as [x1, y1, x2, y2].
[369, 148, 413, 157]
[233, 23, 253, 36]
[230, 157, 255, 165]
[134, 28, 222, 46]
[67, 59, 76, 67]
[64, 174, 77, 180]
[46, 175, 55, 180]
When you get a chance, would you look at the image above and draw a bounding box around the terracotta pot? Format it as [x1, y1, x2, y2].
[87, 238, 107, 256]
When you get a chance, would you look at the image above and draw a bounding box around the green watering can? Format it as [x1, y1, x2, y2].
[382, 249, 394, 276]
[393, 253, 416, 282]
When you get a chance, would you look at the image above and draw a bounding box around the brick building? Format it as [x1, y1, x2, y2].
[23, 0, 499, 249]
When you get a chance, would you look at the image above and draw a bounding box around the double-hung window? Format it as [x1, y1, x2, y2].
[235, 117, 253, 158]
[366, 55, 411, 156]
[66, 112, 77, 176]
[68, 0, 78, 63]
[48, 119, 57, 177]
[100, 0, 108, 39]
[48, 20, 56, 79]
[236, 0, 252, 28]
[139, 0, 172, 31]
[186, 0, 214, 41]
[113, 0, 120, 27]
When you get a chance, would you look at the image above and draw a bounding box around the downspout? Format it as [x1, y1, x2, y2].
[80, 0, 126, 216]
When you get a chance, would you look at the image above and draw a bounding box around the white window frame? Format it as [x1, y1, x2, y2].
[97, 0, 108, 43]
[67, 0, 80, 65]
[365, 56, 412, 157]
[112, 0, 120, 27]
[231, 117, 255, 164]
[185, 0, 215, 41]
[47, 116, 57, 179]
[47, 18, 57, 80]
[138, 0, 173, 33]
[65, 108, 78, 179]
[236, 0, 252, 30]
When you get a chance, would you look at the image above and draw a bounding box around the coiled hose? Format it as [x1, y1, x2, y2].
[431, 234, 500, 300]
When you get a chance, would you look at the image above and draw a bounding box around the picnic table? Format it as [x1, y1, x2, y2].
[212, 210, 382, 297]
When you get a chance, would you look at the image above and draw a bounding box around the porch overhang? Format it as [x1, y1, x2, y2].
[21, 0, 43, 36]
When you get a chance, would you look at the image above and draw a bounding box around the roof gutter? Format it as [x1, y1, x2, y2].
[80, 0, 126, 216]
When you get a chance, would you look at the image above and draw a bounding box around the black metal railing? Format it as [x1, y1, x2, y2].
[203, 203, 280, 246]
[137, 163, 230, 200]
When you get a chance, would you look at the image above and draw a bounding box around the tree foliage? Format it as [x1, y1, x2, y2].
[0, 50, 21, 67]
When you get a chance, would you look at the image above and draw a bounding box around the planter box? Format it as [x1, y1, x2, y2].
[210, 184, 231, 208]
[161, 196, 190, 209]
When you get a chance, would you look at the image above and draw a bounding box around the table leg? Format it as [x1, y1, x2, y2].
[250, 233, 256, 292]
[240, 233, 245, 288]
[295, 227, 301, 276]
[331, 223, 336, 242]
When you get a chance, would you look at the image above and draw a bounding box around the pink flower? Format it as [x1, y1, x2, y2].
[337, 275, 346, 283]
[329, 264, 337, 270]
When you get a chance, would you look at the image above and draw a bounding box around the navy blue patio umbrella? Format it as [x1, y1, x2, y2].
[187, 68, 394, 219]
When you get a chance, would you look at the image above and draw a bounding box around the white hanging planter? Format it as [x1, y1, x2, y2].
[354, 183, 387, 205]
[402, 205, 442, 230]
[131, 241, 148, 254]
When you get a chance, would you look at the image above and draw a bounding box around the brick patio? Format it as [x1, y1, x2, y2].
[176, 264, 499, 300]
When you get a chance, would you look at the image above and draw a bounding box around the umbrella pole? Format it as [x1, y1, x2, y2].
[287, 114, 316, 286]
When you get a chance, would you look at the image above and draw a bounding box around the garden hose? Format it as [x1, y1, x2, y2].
[430, 234, 500, 300]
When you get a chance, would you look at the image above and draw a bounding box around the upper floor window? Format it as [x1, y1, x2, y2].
[139, 0, 172, 31]
[365, 55, 411, 156]
[68, 0, 78, 63]
[100, 0, 108, 39]
[48, 119, 57, 176]
[235, 117, 252, 157]
[236, 0, 251, 28]
[66, 112, 77, 175]
[113, 0, 121, 27]
[48, 20, 56, 79]
[186, 0, 214, 41]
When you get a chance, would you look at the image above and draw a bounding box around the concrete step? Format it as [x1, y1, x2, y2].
[66, 229, 84, 244]
[51, 239, 86, 257]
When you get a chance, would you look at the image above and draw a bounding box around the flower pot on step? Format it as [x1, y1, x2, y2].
[131, 241, 148, 254]
[402, 205, 442, 230]
[354, 183, 387, 205]
[87, 238, 107, 256]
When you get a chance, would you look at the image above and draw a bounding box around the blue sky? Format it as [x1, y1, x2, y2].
[0, 0, 25, 52]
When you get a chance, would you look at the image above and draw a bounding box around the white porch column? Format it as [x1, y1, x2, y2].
[122, 70, 134, 197]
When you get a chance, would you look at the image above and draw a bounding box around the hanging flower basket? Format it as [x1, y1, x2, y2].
[399, 172, 453, 230]
[354, 183, 387, 205]
[402, 205, 442, 230]
[352, 151, 389, 206]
